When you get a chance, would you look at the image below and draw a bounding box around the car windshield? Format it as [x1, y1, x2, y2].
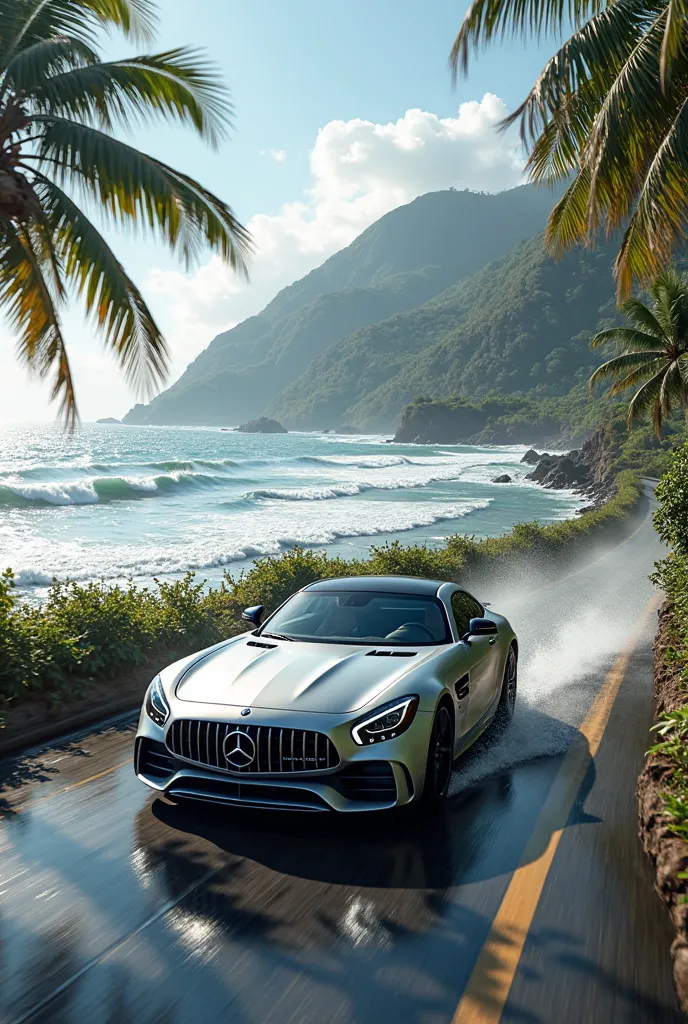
[260, 590, 450, 645]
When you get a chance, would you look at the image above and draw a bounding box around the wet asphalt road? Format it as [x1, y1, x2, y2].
[0, 482, 683, 1023]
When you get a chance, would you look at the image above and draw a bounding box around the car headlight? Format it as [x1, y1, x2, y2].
[145, 675, 170, 727]
[351, 695, 419, 745]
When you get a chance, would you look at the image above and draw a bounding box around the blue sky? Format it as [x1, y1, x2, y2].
[0, 0, 559, 422]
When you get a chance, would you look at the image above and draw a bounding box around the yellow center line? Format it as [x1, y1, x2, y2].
[452, 594, 660, 1024]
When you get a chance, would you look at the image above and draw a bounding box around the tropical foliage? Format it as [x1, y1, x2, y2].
[654, 436, 688, 554]
[647, 440, 688, 842]
[0, 0, 250, 424]
[451, 0, 688, 296]
[589, 270, 688, 435]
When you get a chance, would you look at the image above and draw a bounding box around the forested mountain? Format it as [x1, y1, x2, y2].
[270, 235, 618, 430]
[123, 186, 561, 426]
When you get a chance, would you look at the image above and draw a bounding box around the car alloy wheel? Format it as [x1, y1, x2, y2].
[423, 705, 454, 803]
[496, 645, 517, 727]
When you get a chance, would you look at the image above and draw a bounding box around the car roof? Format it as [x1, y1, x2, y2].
[303, 575, 445, 596]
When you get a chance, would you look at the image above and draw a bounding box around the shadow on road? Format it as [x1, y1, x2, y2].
[149, 706, 593, 892]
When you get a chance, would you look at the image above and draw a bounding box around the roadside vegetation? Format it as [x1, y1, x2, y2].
[0, 470, 642, 717]
[647, 441, 688, 841]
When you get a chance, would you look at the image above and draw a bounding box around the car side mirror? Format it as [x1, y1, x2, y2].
[242, 604, 264, 626]
[464, 617, 498, 641]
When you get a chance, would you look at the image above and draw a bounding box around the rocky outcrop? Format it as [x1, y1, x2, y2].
[394, 400, 488, 444]
[492, 474, 512, 483]
[521, 449, 542, 465]
[638, 604, 688, 1012]
[526, 453, 590, 489]
[236, 417, 287, 434]
[522, 426, 616, 503]
[96, 417, 121, 424]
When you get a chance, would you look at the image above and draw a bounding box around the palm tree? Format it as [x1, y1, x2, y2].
[451, 0, 688, 299]
[589, 269, 688, 435]
[0, 0, 250, 426]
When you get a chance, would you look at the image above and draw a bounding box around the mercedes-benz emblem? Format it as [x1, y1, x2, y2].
[223, 730, 256, 769]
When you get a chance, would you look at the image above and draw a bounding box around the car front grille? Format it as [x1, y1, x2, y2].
[165, 719, 339, 775]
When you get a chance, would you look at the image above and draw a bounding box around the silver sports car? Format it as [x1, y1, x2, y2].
[135, 575, 518, 812]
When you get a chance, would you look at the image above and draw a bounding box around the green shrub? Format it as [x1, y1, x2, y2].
[654, 438, 688, 555]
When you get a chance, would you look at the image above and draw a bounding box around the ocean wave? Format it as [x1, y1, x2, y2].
[0, 470, 233, 507]
[12, 499, 492, 588]
[249, 470, 468, 502]
[298, 454, 415, 468]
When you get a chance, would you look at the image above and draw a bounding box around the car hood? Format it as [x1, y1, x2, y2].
[174, 635, 433, 714]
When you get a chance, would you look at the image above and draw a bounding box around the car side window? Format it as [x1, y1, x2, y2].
[451, 590, 484, 638]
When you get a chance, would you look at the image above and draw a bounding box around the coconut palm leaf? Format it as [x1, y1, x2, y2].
[451, 0, 688, 295]
[450, 0, 608, 75]
[588, 270, 688, 433]
[590, 327, 665, 351]
[35, 174, 168, 391]
[0, 0, 250, 425]
[28, 49, 231, 144]
[0, 220, 76, 426]
[589, 352, 664, 387]
[627, 363, 673, 430]
[618, 296, 666, 337]
[23, 116, 250, 267]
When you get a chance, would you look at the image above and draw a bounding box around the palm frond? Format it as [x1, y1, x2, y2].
[589, 352, 664, 389]
[28, 49, 232, 146]
[0, 0, 156, 66]
[658, 359, 686, 418]
[450, 0, 608, 76]
[26, 116, 252, 269]
[659, 0, 688, 87]
[584, 10, 671, 238]
[590, 326, 665, 350]
[545, 167, 592, 252]
[4, 35, 100, 93]
[504, 0, 651, 148]
[0, 220, 76, 427]
[619, 296, 666, 337]
[34, 173, 169, 392]
[626, 362, 669, 432]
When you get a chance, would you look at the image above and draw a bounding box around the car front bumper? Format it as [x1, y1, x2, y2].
[134, 701, 435, 812]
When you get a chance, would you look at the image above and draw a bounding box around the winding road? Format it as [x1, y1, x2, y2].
[0, 481, 682, 1023]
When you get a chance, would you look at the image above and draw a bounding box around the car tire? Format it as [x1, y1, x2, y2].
[421, 703, 455, 805]
[495, 644, 518, 729]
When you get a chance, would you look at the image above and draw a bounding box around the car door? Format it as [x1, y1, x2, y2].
[450, 589, 498, 731]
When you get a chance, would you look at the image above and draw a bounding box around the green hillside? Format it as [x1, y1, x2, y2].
[123, 186, 560, 426]
[268, 234, 619, 430]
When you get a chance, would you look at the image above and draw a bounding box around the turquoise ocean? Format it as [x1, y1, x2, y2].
[0, 424, 581, 597]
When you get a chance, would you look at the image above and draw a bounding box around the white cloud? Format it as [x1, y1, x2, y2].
[147, 94, 525, 383]
[268, 148, 287, 163]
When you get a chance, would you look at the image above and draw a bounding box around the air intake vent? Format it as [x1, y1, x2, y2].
[365, 649, 417, 657]
[246, 640, 277, 650]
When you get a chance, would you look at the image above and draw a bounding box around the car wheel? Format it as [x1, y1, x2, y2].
[421, 704, 455, 804]
[496, 644, 518, 727]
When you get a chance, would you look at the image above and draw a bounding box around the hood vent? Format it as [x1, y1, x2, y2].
[366, 649, 417, 658]
[246, 640, 277, 650]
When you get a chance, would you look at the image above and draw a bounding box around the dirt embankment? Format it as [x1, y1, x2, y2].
[638, 602, 688, 1010]
[0, 663, 156, 757]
